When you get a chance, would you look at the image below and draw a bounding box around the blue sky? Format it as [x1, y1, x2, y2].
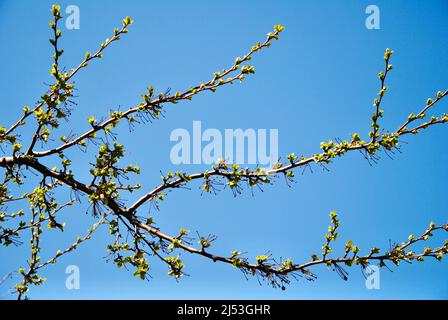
[0, 0, 447, 299]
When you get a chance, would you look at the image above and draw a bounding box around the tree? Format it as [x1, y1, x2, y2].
[0, 5, 447, 299]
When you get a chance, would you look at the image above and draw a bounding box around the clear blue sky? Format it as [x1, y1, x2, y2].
[0, 0, 447, 299]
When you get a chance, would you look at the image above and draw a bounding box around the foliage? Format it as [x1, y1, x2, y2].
[0, 5, 447, 299]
